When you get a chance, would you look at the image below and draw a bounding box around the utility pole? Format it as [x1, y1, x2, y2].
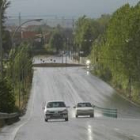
[72, 18, 75, 60]
[66, 38, 69, 64]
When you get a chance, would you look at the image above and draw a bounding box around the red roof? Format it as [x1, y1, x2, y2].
[21, 31, 37, 39]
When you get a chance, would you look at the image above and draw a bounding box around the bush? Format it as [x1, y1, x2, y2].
[0, 80, 15, 113]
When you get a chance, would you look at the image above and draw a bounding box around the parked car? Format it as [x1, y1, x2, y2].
[74, 102, 94, 118]
[44, 101, 69, 122]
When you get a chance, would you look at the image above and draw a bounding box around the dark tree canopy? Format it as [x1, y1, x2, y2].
[0, 80, 15, 113]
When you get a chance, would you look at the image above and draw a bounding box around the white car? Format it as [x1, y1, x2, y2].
[74, 102, 94, 118]
[44, 101, 69, 122]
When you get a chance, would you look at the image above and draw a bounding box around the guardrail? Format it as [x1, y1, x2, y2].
[0, 112, 19, 127]
[94, 106, 117, 118]
[0, 112, 19, 119]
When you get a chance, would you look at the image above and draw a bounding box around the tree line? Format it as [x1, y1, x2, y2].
[0, 0, 33, 113]
[48, 25, 73, 54]
[74, 2, 140, 104]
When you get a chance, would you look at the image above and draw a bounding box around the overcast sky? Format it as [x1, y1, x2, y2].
[7, 0, 139, 18]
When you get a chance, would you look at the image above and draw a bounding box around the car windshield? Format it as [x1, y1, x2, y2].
[77, 103, 92, 107]
[47, 102, 66, 108]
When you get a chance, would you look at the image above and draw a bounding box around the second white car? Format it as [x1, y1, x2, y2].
[74, 102, 94, 118]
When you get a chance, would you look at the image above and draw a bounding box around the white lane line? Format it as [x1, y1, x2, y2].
[133, 134, 140, 138]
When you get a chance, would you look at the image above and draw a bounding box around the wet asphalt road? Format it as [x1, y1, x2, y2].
[0, 56, 140, 140]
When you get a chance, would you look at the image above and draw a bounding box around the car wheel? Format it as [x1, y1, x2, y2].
[76, 114, 78, 118]
[45, 118, 48, 122]
[65, 118, 68, 121]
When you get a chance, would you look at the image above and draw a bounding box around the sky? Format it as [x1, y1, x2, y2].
[7, 0, 139, 18]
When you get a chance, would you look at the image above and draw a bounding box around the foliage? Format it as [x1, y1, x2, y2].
[0, 79, 15, 113]
[3, 30, 12, 53]
[74, 15, 110, 56]
[13, 44, 32, 84]
[49, 30, 64, 53]
[0, 0, 10, 24]
[0, 1, 33, 112]
[0, 0, 11, 44]
[0, 0, 12, 55]
[90, 2, 140, 103]
[6, 43, 33, 109]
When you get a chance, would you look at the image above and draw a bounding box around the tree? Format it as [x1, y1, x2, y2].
[0, 0, 10, 40]
[6, 43, 33, 109]
[49, 31, 64, 53]
[3, 30, 12, 53]
[0, 0, 10, 24]
[90, 3, 140, 103]
[0, 79, 15, 113]
[74, 15, 110, 56]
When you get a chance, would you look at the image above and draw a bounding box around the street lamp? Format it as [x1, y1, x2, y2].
[12, 19, 43, 45]
[10, 18, 42, 109]
[10, 18, 43, 82]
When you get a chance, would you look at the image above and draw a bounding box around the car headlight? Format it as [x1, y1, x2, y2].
[46, 110, 51, 114]
[62, 109, 68, 114]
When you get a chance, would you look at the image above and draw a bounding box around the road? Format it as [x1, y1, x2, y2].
[0, 56, 140, 140]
